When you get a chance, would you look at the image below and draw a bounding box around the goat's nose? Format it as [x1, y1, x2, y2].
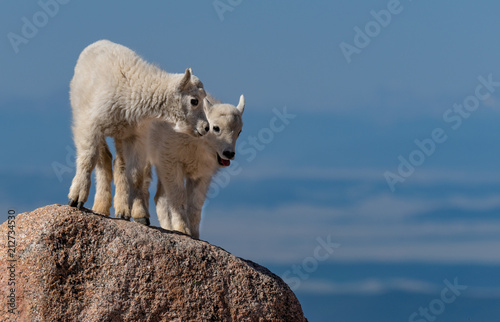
[223, 151, 235, 159]
[198, 121, 209, 136]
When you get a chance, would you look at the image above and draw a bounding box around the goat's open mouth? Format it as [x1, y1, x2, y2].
[217, 153, 231, 167]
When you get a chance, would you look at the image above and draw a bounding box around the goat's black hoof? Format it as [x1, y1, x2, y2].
[134, 218, 150, 226]
[68, 199, 78, 207]
[116, 213, 131, 221]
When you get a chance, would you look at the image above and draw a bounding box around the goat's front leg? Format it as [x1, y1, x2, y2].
[154, 180, 171, 229]
[186, 176, 212, 239]
[155, 166, 190, 235]
[113, 138, 131, 220]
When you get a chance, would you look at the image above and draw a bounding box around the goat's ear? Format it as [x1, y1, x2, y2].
[179, 68, 192, 90]
[236, 94, 245, 114]
[204, 97, 213, 110]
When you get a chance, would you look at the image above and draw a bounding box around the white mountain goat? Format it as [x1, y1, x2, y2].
[147, 95, 245, 237]
[67, 40, 208, 225]
[107, 94, 244, 234]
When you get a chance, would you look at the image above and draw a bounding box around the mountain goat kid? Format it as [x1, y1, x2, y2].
[147, 95, 245, 237]
[67, 40, 208, 224]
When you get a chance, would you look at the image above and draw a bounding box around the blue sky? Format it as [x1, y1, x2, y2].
[2, 1, 500, 321]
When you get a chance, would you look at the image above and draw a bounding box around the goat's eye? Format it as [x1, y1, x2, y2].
[190, 98, 199, 106]
[213, 126, 220, 133]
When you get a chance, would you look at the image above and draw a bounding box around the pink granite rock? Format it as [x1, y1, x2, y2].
[0, 204, 306, 321]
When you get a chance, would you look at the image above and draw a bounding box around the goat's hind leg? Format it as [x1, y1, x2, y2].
[123, 137, 150, 225]
[68, 125, 101, 210]
[92, 139, 113, 216]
